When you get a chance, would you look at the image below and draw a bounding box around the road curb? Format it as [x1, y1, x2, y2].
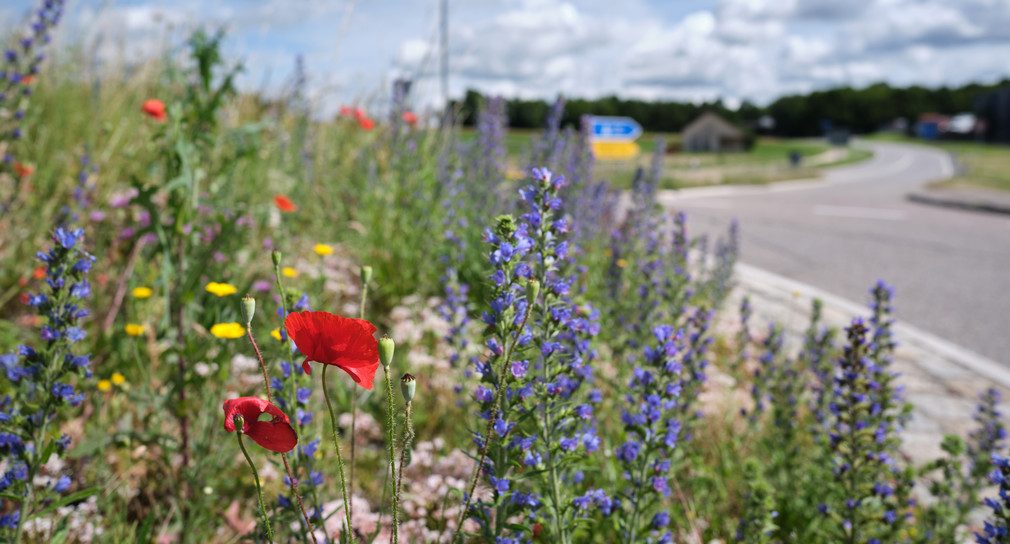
[735, 262, 1010, 389]
[907, 191, 1010, 216]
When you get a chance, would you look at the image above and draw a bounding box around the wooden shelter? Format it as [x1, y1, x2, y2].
[681, 111, 746, 152]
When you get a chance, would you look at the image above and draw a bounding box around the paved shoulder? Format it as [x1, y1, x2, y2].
[727, 262, 1010, 465]
[659, 141, 1010, 363]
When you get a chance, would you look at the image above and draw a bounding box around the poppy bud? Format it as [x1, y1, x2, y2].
[378, 335, 395, 371]
[233, 413, 245, 431]
[361, 265, 373, 286]
[241, 295, 256, 326]
[272, 250, 282, 268]
[525, 279, 540, 302]
[400, 373, 416, 403]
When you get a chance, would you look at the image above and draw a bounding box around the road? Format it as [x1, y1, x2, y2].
[660, 141, 1010, 364]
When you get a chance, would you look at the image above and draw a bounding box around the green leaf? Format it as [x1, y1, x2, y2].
[30, 487, 100, 519]
[49, 526, 70, 544]
[136, 511, 157, 543]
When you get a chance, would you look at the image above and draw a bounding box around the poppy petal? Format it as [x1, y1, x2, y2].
[302, 359, 312, 375]
[284, 311, 380, 390]
[222, 397, 298, 453]
[247, 419, 298, 453]
[338, 359, 381, 390]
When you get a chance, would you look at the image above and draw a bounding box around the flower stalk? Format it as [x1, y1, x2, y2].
[244, 295, 317, 543]
[235, 425, 274, 544]
[322, 364, 355, 544]
[396, 374, 416, 505]
[452, 297, 535, 544]
[379, 336, 400, 544]
[349, 265, 372, 522]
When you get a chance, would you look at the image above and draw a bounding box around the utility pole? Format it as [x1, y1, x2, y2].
[440, 0, 450, 126]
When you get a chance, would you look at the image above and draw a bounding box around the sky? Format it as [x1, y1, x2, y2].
[3, 0, 1010, 115]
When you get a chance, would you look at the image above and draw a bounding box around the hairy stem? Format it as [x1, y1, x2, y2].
[384, 366, 400, 544]
[323, 365, 355, 543]
[237, 433, 274, 543]
[396, 402, 414, 502]
[281, 452, 318, 544]
[451, 301, 534, 544]
[272, 258, 290, 320]
[349, 281, 368, 522]
[350, 391, 357, 521]
[246, 327, 272, 404]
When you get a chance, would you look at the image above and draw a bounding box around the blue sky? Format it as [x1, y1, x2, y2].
[3, 0, 1010, 115]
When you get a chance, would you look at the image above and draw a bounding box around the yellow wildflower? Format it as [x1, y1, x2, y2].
[111, 372, 126, 386]
[97, 380, 111, 392]
[505, 168, 526, 180]
[210, 322, 245, 339]
[271, 328, 283, 341]
[616, 258, 628, 268]
[604, 248, 613, 257]
[314, 243, 334, 256]
[132, 286, 153, 299]
[125, 324, 145, 336]
[282, 267, 298, 278]
[205, 282, 238, 297]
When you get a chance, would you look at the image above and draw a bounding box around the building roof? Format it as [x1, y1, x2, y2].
[682, 111, 744, 139]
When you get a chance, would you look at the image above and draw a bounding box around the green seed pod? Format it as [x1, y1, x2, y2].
[379, 335, 395, 370]
[361, 265, 373, 285]
[232, 413, 245, 431]
[271, 250, 282, 268]
[400, 373, 416, 403]
[241, 295, 256, 326]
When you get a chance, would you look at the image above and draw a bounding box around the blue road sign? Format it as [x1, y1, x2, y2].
[589, 116, 642, 141]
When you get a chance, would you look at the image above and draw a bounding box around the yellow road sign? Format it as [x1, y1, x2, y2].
[591, 141, 641, 160]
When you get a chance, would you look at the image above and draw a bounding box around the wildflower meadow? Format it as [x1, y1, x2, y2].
[1, 5, 1009, 544]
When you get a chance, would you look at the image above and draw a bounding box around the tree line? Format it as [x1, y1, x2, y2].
[455, 79, 1010, 137]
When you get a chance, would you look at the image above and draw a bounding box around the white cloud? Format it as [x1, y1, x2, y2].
[785, 35, 833, 65]
[845, 1, 983, 53]
[6, 0, 1010, 110]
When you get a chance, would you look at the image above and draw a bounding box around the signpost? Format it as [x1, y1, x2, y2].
[588, 116, 642, 160]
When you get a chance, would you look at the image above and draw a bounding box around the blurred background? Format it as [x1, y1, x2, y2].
[3, 0, 1008, 118]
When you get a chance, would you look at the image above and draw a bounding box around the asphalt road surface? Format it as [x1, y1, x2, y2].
[661, 141, 1010, 364]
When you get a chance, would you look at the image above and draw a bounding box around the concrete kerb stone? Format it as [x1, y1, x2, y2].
[907, 190, 1010, 216]
[905, 147, 1010, 216]
[726, 262, 1010, 467]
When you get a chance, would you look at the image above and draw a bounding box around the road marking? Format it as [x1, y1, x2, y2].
[870, 153, 913, 179]
[681, 200, 733, 209]
[812, 205, 906, 220]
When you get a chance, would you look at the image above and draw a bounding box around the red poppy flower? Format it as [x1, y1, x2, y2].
[284, 311, 380, 389]
[21, 75, 35, 86]
[340, 105, 354, 117]
[402, 111, 418, 126]
[14, 162, 34, 178]
[32, 266, 46, 280]
[223, 397, 298, 453]
[142, 99, 167, 122]
[357, 116, 375, 131]
[274, 194, 298, 212]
